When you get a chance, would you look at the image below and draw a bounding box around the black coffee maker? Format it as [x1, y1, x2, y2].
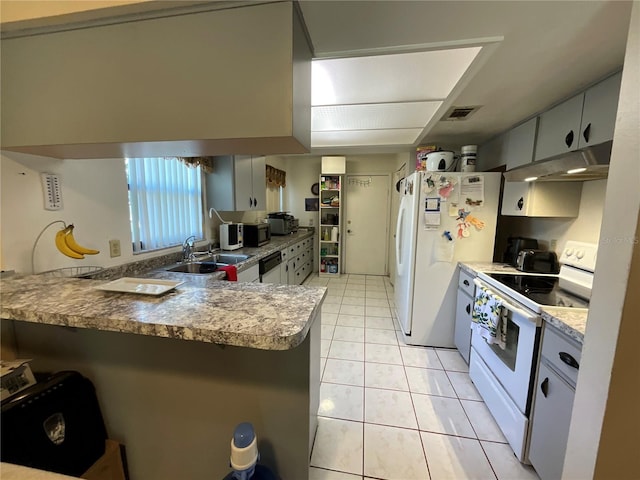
[503, 237, 539, 266]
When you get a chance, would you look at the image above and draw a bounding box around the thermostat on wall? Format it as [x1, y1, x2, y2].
[41, 173, 63, 210]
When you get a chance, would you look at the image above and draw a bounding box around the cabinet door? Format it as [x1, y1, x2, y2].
[454, 289, 473, 364]
[505, 118, 538, 170]
[578, 71, 622, 148]
[501, 182, 531, 216]
[502, 182, 581, 217]
[234, 155, 254, 210]
[534, 94, 584, 161]
[280, 261, 289, 284]
[477, 132, 507, 171]
[528, 362, 576, 480]
[251, 156, 266, 210]
[287, 258, 297, 284]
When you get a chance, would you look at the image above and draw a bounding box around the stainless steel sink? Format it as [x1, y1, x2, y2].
[210, 253, 253, 264]
[165, 262, 227, 274]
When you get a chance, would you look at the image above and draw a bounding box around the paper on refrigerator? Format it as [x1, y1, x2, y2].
[461, 175, 485, 208]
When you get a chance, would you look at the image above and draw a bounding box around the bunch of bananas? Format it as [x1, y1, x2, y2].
[55, 224, 100, 259]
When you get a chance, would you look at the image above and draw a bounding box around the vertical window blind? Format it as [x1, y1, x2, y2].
[126, 157, 203, 253]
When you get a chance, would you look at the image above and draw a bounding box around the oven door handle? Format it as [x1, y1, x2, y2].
[473, 279, 539, 324]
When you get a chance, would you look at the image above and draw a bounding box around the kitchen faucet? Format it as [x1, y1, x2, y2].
[182, 235, 197, 262]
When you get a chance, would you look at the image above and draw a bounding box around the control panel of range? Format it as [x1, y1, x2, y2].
[560, 241, 598, 273]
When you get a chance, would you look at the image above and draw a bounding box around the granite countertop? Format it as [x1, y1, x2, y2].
[458, 262, 521, 275]
[0, 229, 325, 351]
[541, 307, 587, 344]
[88, 228, 315, 281]
[458, 261, 587, 344]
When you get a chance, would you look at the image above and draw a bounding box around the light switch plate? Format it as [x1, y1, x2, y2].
[109, 239, 121, 258]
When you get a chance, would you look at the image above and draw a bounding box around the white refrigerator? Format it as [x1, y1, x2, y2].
[394, 171, 501, 347]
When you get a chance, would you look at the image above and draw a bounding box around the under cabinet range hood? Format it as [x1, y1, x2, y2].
[504, 141, 612, 182]
[0, 2, 311, 159]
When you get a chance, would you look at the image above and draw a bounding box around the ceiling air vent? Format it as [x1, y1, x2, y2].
[442, 105, 481, 121]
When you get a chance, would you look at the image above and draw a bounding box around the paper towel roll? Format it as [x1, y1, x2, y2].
[331, 226, 338, 242]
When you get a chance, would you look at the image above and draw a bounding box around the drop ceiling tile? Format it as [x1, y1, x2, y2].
[312, 129, 423, 147]
[312, 101, 442, 131]
[312, 47, 482, 106]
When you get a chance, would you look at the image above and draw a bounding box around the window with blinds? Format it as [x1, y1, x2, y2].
[126, 157, 203, 253]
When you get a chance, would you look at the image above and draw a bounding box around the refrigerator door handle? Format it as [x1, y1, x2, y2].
[395, 197, 405, 276]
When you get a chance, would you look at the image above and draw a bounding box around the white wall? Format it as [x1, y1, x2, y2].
[497, 179, 607, 254]
[564, 3, 640, 477]
[1, 152, 154, 274]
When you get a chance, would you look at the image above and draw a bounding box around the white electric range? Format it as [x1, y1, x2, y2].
[469, 241, 596, 463]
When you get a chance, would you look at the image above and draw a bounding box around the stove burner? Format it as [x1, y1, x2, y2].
[487, 273, 589, 309]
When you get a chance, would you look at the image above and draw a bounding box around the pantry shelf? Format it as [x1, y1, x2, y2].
[319, 174, 342, 276]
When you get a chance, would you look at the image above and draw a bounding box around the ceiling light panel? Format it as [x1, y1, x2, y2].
[312, 101, 442, 131]
[312, 129, 423, 147]
[312, 47, 481, 106]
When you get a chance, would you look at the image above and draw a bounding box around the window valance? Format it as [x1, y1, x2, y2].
[266, 164, 286, 188]
[178, 157, 214, 174]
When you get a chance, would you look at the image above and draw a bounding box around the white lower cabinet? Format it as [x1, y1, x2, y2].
[528, 325, 582, 480]
[279, 237, 314, 285]
[454, 269, 475, 364]
[237, 264, 259, 283]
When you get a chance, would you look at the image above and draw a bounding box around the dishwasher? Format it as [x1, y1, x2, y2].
[259, 251, 282, 284]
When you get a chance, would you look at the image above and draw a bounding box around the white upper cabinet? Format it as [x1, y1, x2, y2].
[501, 181, 582, 217]
[504, 117, 538, 170]
[207, 156, 266, 212]
[477, 133, 507, 171]
[578, 71, 622, 148]
[534, 94, 585, 161]
[535, 71, 621, 161]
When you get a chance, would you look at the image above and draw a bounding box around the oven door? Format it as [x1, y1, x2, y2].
[470, 281, 541, 414]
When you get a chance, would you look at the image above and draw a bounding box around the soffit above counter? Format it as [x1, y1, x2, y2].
[0, 1, 311, 159]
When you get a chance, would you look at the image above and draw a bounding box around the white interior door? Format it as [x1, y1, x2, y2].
[344, 174, 390, 275]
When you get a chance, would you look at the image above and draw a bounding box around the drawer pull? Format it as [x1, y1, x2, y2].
[463, 279, 470, 286]
[465, 304, 471, 315]
[559, 352, 580, 369]
[541, 377, 549, 398]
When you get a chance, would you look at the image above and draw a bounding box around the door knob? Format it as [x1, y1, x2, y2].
[347, 229, 352, 233]
[517, 197, 524, 210]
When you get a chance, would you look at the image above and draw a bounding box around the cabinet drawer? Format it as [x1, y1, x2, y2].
[541, 325, 582, 386]
[458, 269, 476, 297]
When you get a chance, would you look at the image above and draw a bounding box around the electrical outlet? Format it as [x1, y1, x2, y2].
[109, 239, 121, 258]
[550, 239, 558, 251]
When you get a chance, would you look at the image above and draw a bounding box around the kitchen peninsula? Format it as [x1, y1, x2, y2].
[0, 271, 325, 480]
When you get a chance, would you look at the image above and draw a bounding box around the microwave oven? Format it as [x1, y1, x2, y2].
[220, 223, 243, 251]
[243, 223, 271, 247]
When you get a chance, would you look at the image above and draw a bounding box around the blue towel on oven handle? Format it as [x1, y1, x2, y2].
[471, 286, 507, 350]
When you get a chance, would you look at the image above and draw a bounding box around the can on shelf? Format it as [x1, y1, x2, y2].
[460, 145, 477, 172]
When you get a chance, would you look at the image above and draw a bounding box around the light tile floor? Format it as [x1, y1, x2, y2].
[305, 273, 539, 480]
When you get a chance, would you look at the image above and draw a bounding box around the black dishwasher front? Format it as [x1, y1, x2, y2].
[259, 251, 282, 283]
